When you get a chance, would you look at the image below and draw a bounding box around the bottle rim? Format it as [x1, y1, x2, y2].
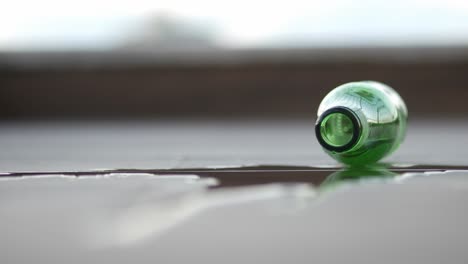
[315, 106, 361, 153]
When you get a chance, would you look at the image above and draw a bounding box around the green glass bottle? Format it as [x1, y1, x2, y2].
[315, 81, 408, 166]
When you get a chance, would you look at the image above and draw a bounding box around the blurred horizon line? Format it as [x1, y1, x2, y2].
[2, 45, 468, 70]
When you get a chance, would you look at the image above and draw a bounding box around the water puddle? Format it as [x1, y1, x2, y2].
[5, 164, 468, 188]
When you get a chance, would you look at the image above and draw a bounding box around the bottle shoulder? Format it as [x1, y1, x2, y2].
[318, 81, 407, 124]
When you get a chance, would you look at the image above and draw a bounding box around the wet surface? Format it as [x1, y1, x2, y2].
[5, 164, 468, 188]
[2, 168, 468, 264]
[2, 120, 468, 263]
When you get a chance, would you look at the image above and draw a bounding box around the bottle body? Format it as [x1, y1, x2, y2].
[315, 81, 408, 166]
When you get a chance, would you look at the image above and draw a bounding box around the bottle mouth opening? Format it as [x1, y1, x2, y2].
[315, 107, 361, 153]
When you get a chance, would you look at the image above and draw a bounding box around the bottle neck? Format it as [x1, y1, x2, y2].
[315, 106, 368, 153]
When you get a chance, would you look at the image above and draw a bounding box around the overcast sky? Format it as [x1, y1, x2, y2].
[1, 0, 468, 50]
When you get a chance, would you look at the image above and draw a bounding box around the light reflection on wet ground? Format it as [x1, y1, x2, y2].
[1, 166, 468, 263]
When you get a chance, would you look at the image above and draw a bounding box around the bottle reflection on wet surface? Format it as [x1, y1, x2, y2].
[319, 165, 398, 190]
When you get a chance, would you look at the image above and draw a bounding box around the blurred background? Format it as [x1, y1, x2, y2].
[1, 0, 468, 120]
